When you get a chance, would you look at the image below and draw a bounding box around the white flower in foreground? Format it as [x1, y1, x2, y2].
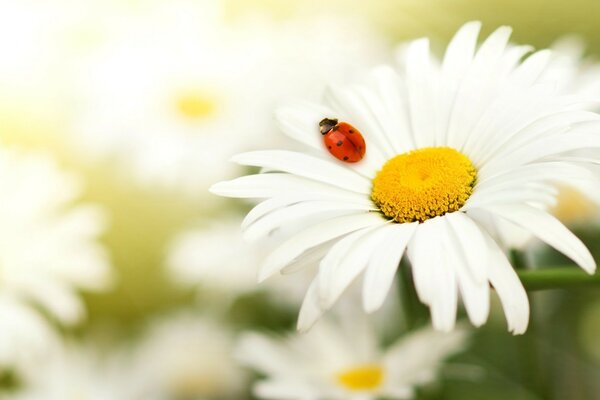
[237, 315, 468, 400]
[212, 21, 600, 334]
[72, 0, 387, 194]
[129, 313, 245, 400]
[0, 148, 112, 366]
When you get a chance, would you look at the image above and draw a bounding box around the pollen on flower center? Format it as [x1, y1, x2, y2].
[176, 91, 218, 120]
[336, 364, 384, 391]
[371, 147, 477, 223]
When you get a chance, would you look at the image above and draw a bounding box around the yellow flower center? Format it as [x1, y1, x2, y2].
[176, 91, 218, 120]
[371, 147, 477, 223]
[336, 364, 384, 391]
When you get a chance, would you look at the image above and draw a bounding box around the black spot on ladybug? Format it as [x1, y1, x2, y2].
[343, 156, 349, 161]
[349, 130, 354, 134]
[336, 140, 343, 146]
[328, 146, 332, 149]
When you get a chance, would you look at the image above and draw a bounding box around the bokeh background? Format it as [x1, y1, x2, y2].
[2, 0, 600, 399]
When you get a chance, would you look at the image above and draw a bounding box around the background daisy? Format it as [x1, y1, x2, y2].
[237, 310, 469, 400]
[0, 148, 112, 369]
[128, 312, 246, 400]
[167, 215, 315, 306]
[71, 0, 388, 195]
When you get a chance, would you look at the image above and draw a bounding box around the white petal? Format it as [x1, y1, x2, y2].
[407, 221, 437, 305]
[441, 217, 490, 327]
[445, 212, 489, 284]
[244, 200, 376, 242]
[447, 26, 513, 150]
[479, 204, 596, 273]
[473, 26, 513, 66]
[259, 213, 386, 282]
[466, 182, 558, 209]
[323, 85, 390, 163]
[297, 279, 325, 332]
[232, 151, 372, 193]
[405, 38, 437, 148]
[275, 101, 336, 151]
[510, 49, 552, 86]
[442, 21, 481, 79]
[441, 21, 481, 147]
[243, 194, 373, 230]
[383, 325, 469, 385]
[19, 279, 84, 325]
[210, 173, 368, 198]
[480, 121, 600, 174]
[254, 381, 318, 400]
[362, 222, 418, 313]
[480, 230, 530, 334]
[235, 333, 296, 376]
[408, 218, 458, 332]
[318, 224, 392, 308]
[474, 161, 595, 191]
[369, 65, 415, 152]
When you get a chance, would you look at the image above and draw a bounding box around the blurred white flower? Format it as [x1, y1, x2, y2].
[0, 148, 112, 368]
[543, 37, 600, 225]
[167, 216, 314, 305]
[237, 314, 469, 400]
[0, 296, 60, 371]
[71, 0, 388, 194]
[129, 313, 246, 400]
[5, 342, 134, 400]
[545, 36, 600, 97]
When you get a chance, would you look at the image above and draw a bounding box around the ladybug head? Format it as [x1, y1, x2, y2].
[319, 118, 338, 135]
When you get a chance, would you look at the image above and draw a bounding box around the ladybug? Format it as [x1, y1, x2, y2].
[319, 118, 366, 163]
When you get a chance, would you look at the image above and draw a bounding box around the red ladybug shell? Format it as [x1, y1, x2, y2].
[319, 118, 366, 163]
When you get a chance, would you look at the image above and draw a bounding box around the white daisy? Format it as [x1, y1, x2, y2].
[542, 37, 600, 224]
[72, 0, 387, 194]
[5, 343, 136, 400]
[167, 216, 315, 305]
[0, 296, 60, 372]
[237, 313, 469, 400]
[128, 313, 246, 400]
[211, 21, 600, 334]
[0, 148, 112, 367]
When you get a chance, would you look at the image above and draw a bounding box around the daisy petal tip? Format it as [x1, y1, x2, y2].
[510, 324, 528, 336]
[461, 20, 482, 31]
[583, 260, 597, 275]
[362, 303, 380, 315]
[208, 182, 224, 195]
[256, 266, 275, 284]
[228, 153, 243, 163]
[296, 314, 318, 333]
[362, 294, 384, 315]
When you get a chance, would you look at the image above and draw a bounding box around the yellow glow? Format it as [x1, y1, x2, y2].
[336, 364, 384, 391]
[175, 91, 218, 120]
[553, 185, 597, 222]
[372, 147, 476, 223]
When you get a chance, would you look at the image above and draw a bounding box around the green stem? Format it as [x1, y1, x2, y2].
[517, 266, 600, 291]
[510, 249, 528, 270]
